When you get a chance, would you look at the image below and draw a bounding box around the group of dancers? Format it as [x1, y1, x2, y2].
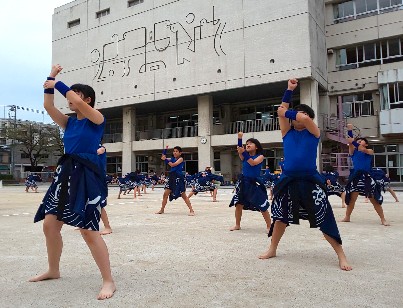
[30, 69, 398, 300]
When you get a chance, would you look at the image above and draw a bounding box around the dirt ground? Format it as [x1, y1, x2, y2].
[0, 184, 402, 307]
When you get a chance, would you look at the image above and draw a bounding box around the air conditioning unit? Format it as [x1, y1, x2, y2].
[327, 49, 334, 55]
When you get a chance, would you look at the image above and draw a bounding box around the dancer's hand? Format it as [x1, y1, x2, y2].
[237, 146, 245, 154]
[161, 155, 166, 160]
[288, 78, 298, 91]
[43, 80, 56, 89]
[346, 123, 353, 130]
[237, 132, 243, 139]
[50, 64, 63, 78]
[277, 105, 287, 117]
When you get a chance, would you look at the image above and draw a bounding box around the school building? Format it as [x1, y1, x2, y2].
[52, 0, 403, 183]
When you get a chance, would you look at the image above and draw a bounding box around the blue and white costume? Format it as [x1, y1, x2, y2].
[191, 171, 224, 194]
[164, 157, 186, 201]
[345, 150, 383, 206]
[34, 117, 107, 231]
[25, 174, 39, 189]
[229, 154, 270, 212]
[269, 128, 342, 244]
[322, 170, 345, 197]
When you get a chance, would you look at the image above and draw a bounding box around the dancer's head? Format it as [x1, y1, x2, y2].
[173, 146, 183, 158]
[69, 84, 96, 110]
[245, 138, 263, 155]
[291, 104, 315, 130]
[356, 137, 369, 147]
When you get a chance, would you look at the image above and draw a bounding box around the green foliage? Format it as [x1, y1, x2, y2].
[1, 121, 63, 168]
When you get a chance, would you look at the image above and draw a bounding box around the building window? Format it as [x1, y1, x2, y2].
[336, 36, 403, 70]
[136, 155, 148, 173]
[107, 156, 122, 175]
[128, 0, 144, 8]
[213, 152, 221, 172]
[380, 82, 403, 110]
[96, 8, 110, 19]
[67, 19, 80, 28]
[334, 0, 403, 23]
[341, 92, 374, 118]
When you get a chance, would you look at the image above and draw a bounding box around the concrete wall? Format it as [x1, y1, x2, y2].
[52, 0, 325, 113]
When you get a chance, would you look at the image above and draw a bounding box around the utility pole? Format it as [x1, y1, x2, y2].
[7, 105, 16, 178]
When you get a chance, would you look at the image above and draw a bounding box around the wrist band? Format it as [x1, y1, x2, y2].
[285, 110, 298, 120]
[55, 81, 71, 97]
[347, 130, 353, 138]
[352, 141, 359, 148]
[241, 151, 251, 160]
[162, 149, 167, 155]
[44, 77, 55, 94]
[282, 89, 293, 103]
[237, 138, 242, 147]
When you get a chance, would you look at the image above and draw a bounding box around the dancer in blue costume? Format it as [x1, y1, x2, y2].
[25, 173, 39, 193]
[155, 146, 195, 215]
[97, 145, 113, 235]
[187, 168, 224, 202]
[259, 79, 351, 271]
[371, 168, 399, 202]
[229, 132, 271, 232]
[30, 65, 116, 299]
[341, 124, 389, 226]
[322, 165, 346, 208]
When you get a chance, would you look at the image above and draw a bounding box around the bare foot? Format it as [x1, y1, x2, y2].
[100, 228, 112, 235]
[229, 225, 241, 231]
[188, 211, 195, 216]
[29, 271, 60, 282]
[212, 200, 218, 202]
[258, 248, 276, 259]
[97, 281, 116, 300]
[381, 219, 390, 226]
[342, 204, 346, 208]
[155, 210, 164, 214]
[339, 257, 352, 271]
[341, 217, 350, 222]
[395, 200, 399, 203]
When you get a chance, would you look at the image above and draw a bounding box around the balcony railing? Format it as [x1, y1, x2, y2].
[105, 119, 281, 142]
[103, 133, 122, 143]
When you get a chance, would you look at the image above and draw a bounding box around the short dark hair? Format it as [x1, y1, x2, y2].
[294, 104, 315, 119]
[70, 84, 96, 108]
[245, 138, 263, 154]
[174, 146, 182, 152]
[356, 137, 369, 145]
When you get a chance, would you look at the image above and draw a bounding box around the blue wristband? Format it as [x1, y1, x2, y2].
[282, 90, 293, 103]
[241, 151, 251, 160]
[352, 141, 359, 148]
[347, 130, 353, 138]
[237, 138, 242, 147]
[44, 77, 55, 94]
[162, 149, 167, 155]
[55, 81, 71, 97]
[285, 110, 298, 120]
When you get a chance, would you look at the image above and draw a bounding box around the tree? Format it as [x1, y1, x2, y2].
[1, 121, 63, 169]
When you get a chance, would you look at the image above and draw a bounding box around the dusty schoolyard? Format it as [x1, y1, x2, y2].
[0, 184, 402, 308]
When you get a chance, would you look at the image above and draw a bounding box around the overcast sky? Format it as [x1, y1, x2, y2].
[0, 0, 71, 123]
